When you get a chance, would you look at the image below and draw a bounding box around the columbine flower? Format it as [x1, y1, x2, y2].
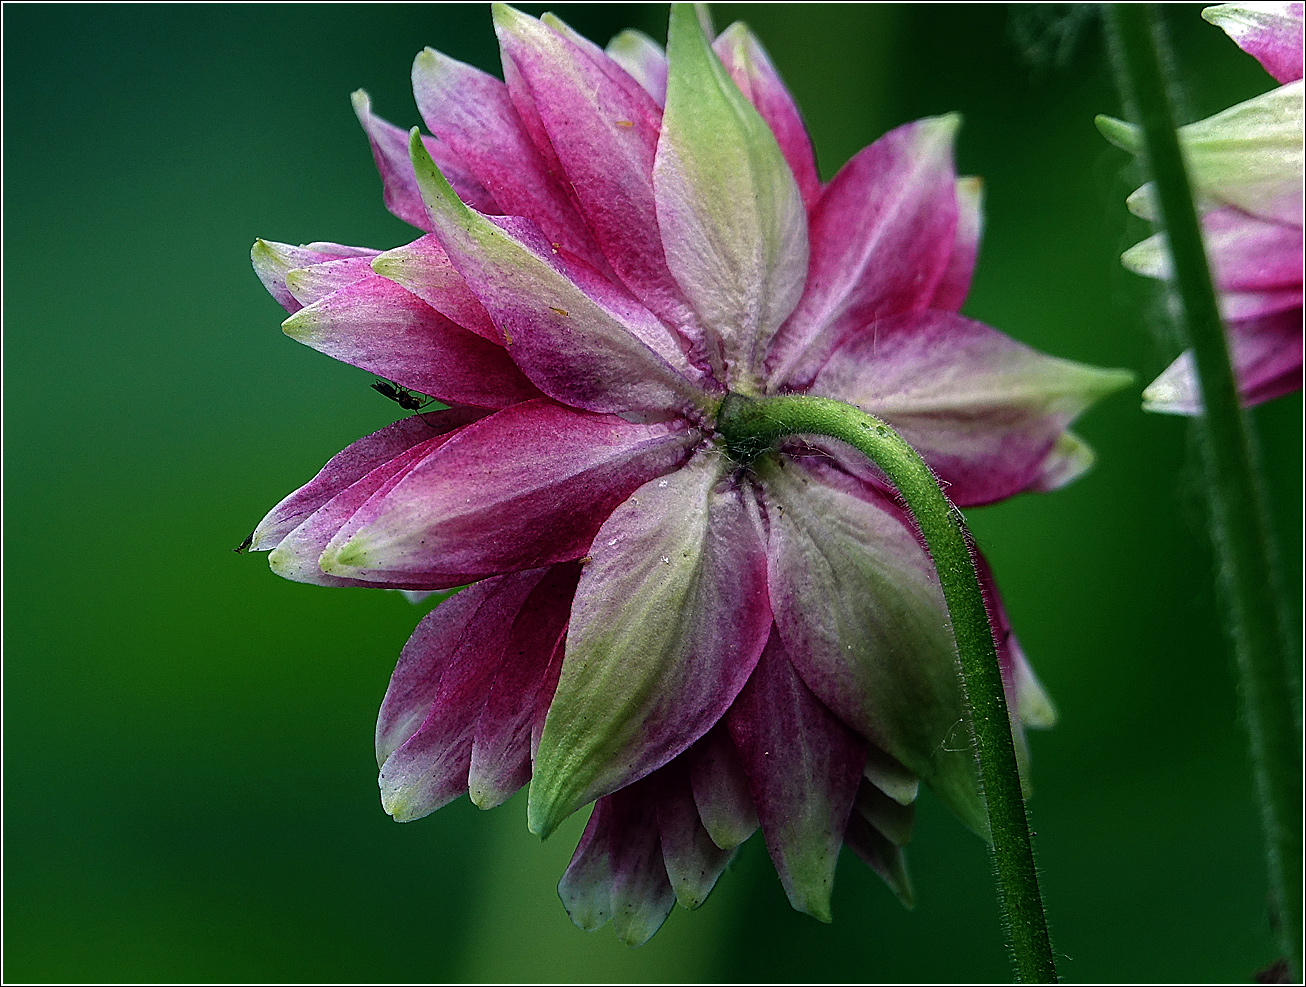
[247, 4, 1127, 943]
[1099, 2, 1304, 414]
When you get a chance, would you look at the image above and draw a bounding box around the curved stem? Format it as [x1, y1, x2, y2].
[718, 392, 1056, 984]
[1107, 6, 1301, 977]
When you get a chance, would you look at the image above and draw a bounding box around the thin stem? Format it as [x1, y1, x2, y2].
[1107, 4, 1301, 977]
[718, 392, 1056, 984]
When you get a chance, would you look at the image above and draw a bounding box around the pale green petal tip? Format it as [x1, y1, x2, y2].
[526, 772, 582, 840]
[350, 88, 370, 117]
[380, 780, 425, 823]
[318, 536, 371, 575]
[1096, 113, 1141, 153]
[280, 306, 317, 341]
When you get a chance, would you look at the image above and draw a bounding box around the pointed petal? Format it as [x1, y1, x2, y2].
[758, 456, 988, 837]
[687, 722, 760, 849]
[377, 569, 549, 821]
[351, 90, 498, 228]
[713, 22, 821, 211]
[855, 780, 916, 847]
[371, 234, 501, 342]
[1029, 430, 1096, 493]
[606, 29, 668, 103]
[768, 116, 961, 387]
[726, 631, 865, 922]
[653, 761, 735, 909]
[494, 6, 700, 336]
[863, 745, 920, 806]
[1204, 2, 1305, 84]
[468, 563, 581, 809]
[251, 239, 380, 314]
[320, 400, 699, 586]
[251, 410, 483, 553]
[845, 811, 915, 907]
[283, 255, 377, 308]
[558, 803, 615, 932]
[654, 3, 809, 389]
[809, 310, 1133, 506]
[930, 176, 985, 311]
[409, 131, 710, 416]
[1142, 306, 1304, 413]
[280, 269, 541, 408]
[530, 450, 772, 837]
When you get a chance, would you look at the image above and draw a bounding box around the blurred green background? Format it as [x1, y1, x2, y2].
[4, 3, 1300, 982]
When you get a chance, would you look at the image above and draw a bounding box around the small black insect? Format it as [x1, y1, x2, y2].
[234, 531, 254, 554]
[371, 379, 433, 412]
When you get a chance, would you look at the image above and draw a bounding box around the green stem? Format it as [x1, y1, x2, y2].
[717, 392, 1056, 984]
[1107, 5, 1301, 977]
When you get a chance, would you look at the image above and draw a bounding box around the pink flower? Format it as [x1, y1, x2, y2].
[247, 4, 1125, 942]
[1100, 2, 1304, 414]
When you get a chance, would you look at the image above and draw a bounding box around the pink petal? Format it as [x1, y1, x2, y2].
[280, 268, 542, 409]
[1219, 285, 1303, 321]
[495, 7, 700, 335]
[558, 780, 676, 945]
[250, 410, 484, 554]
[1143, 305, 1304, 413]
[529, 450, 772, 837]
[758, 456, 988, 836]
[410, 46, 603, 270]
[809, 310, 1132, 506]
[251, 239, 380, 314]
[468, 563, 581, 809]
[686, 722, 759, 849]
[713, 22, 821, 212]
[351, 90, 497, 228]
[606, 29, 668, 103]
[283, 255, 377, 309]
[725, 631, 866, 922]
[767, 116, 961, 389]
[371, 234, 501, 343]
[376, 568, 550, 821]
[653, 760, 735, 909]
[1205, 2, 1305, 84]
[318, 400, 700, 588]
[930, 176, 985, 311]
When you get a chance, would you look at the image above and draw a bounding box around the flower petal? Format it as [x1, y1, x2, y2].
[1142, 305, 1304, 413]
[606, 28, 668, 103]
[653, 760, 735, 909]
[251, 239, 380, 314]
[319, 399, 699, 587]
[1029, 430, 1096, 493]
[351, 90, 498, 229]
[725, 630, 866, 923]
[757, 456, 987, 836]
[809, 310, 1133, 506]
[686, 722, 759, 849]
[1204, 2, 1305, 84]
[371, 234, 501, 342]
[280, 269, 541, 408]
[409, 131, 711, 416]
[854, 780, 916, 848]
[377, 568, 549, 821]
[654, 2, 809, 389]
[283, 255, 377, 309]
[844, 810, 914, 907]
[930, 175, 985, 311]
[767, 116, 961, 388]
[863, 745, 920, 807]
[468, 563, 581, 809]
[530, 449, 772, 837]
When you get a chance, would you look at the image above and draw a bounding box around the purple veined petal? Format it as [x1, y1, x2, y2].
[251, 409, 486, 553]
[757, 455, 989, 837]
[1143, 305, 1304, 413]
[844, 809, 914, 907]
[686, 721, 759, 849]
[410, 46, 605, 270]
[1205, 2, 1305, 84]
[280, 268, 542, 410]
[1219, 285, 1303, 321]
[767, 115, 961, 389]
[530, 449, 773, 838]
[468, 563, 581, 809]
[713, 22, 821, 212]
[808, 310, 1133, 507]
[371, 234, 501, 343]
[654, 3, 810, 391]
[606, 28, 668, 103]
[284, 255, 378, 309]
[494, 7, 703, 338]
[1029, 430, 1096, 494]
[653, 759, 735, 909]
[863, 744, 920, 807]
[725, 630, 866, 922]
[558, 780, 677, 946]
[930, 176, 985, 312]
[377, 569, 550, 821]
[1122, 205, 1304, 292]
[408, 131, 712, 416]
[351, 90, 497, 228]
[251, 239, 381, 314]
[854, 779, 916, 848]
[319, 399, 701, 587]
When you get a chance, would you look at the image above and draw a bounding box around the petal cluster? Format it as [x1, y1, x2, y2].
[248, 3, 1125, 942]
[1099, 2, 1304, 414]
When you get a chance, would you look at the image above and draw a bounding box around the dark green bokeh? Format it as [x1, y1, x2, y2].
[4, 3, 1299, 982]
